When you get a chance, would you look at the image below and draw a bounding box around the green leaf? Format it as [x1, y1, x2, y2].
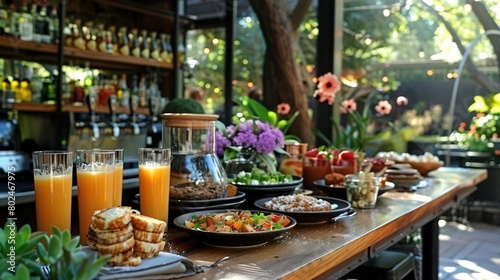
[65, 238, 80, 251]
[215, 120, 228, 136]
[21, 258, 43, 277]
[468, 95, 489, 113]
[36, 242, 49, 264]
[255, 153, 276, 173]
[48, 235, 62, 260]
[17, 264, 31, 280]
[281, 111, 300, 135]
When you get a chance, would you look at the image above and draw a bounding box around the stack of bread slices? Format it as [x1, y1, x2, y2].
[87, 206, 166, 266]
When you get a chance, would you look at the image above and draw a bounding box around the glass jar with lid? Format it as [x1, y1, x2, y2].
[161, 113, 227, 200]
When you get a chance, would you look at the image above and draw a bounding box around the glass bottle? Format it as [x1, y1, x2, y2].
[137, 74, 147, 107]
[72, 18, 85, 50]
[19, 0, 33, 41]
[140, 30, 150, 59]
[130, 28, 141, 57]
[9, 2, 20, 38]
[63, 16, 72, 47]
[85, 21, 96, 51]
[0, 0, 8, 36]
[118, 26, 129, 56]
[162, 113, 228, 200]
[96, 23, 106, 52]
[117, 73, 129, 108]
[49, 4, 58, 43]
[150, 31, 159, 61]
[108, 25, 118, 54]
[159, 33, 173, 64]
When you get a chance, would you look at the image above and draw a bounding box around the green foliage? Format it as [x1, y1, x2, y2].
[233, 96, 301, 142]
[467, 93, 500, 114]
[36, 227, 110, 280]
[0, 221, 45, 278]
[0, 222, 109, 280]
[162, 98, 205, 114]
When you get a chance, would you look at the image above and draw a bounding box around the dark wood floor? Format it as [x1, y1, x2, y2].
[439, 220, 500, 279]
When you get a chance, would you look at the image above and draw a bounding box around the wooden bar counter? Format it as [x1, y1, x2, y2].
[164, 167, 487, 280]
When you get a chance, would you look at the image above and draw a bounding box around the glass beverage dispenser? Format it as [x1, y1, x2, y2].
[161, 113, 227, 200]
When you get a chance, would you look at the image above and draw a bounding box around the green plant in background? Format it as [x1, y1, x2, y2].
[232, 96, 301, 143]
[162, 98, 205, 114]
[467, 92, 500, 114]
[0, 222, 109, 280]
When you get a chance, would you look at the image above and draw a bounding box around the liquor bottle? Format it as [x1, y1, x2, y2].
[19, 0, 33, 41]
[137, 74, 147, 107]
[178, 39, 186, 65]
[72, 18, 85, 50]
[150, 31, 159, 61]
[117, 73, 129, 107]
[105, 30, 113, 54]
[140, 30, 150, 59]
[30, 67, 43, 103]
[159, 33, 173, 64]
[130, 29, 141, 58]
[0, 0, 8, 35]
[49, 4, 58, 43]
[36, 0, 51, 43]
[118, 26, 129, 56]
[108, 25, 118, 54]
[96, 23, 106, 52]
[85, 21, 97, 51]
[64, 16, 74, 47]
[9, 3, 20, 38]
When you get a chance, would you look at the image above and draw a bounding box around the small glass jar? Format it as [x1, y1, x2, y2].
[345, 173, 380, 209]
[161, 113, 227, 200]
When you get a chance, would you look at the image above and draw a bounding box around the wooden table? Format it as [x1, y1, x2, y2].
[164, 167, 487, 280]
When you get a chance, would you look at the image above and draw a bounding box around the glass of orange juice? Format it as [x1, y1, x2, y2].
[112, 149, 124, 206]
[76, 149, 115, 245]
[138, 148, 171, 229]
[32, 151, 73, 234]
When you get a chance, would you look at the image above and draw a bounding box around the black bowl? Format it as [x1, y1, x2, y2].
[313, 179, 395, 200]
[173, 209, 296, 248]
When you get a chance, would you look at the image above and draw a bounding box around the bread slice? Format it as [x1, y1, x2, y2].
[88, 235, 135, 255]
[134, 239, 165, 259]
[114, 256, 142, 267]
[92, 206, 132, 230]
[106, 247, 135, 265]
[88, 223, 133, 244]
[130, 214, 166, 233]
[88, 228, 134, 245]
[133, 229, 164, 243]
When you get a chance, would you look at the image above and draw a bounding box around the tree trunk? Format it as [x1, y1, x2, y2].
[249, 0, 314, 144]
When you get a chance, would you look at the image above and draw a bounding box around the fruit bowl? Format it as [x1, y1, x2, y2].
[400, 161, 443, 176]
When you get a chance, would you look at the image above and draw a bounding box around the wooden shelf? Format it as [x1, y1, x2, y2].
[13, 103, 149, 115]
[63, 104, 149, 115]
[64, 47, 173, 71]
[13, 103, 57, 113]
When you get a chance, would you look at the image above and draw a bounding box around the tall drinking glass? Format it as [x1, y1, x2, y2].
[76, 150, 115, 245]
[138, 148, 171, 228]
[32, 151, 73, 234]
[112, 149, 124, 206]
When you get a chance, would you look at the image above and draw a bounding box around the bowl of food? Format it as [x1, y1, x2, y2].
[313, 178, 395, 200]
[402, 161, 443, 176]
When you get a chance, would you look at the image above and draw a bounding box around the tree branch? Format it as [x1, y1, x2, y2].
[290, 0, 313, 31]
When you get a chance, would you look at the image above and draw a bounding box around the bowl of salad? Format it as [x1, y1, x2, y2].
[227, 168, 303, 205]
[173, 209, 297, 248]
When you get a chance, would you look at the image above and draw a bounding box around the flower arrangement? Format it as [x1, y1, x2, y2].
[314, 72, 410, 154]
[215, 96, 300, 173]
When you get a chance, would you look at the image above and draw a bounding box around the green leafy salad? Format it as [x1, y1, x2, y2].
[227, 167, 294, 185]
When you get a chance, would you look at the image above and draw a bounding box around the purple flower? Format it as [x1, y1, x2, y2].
[215, 119, 285, 158]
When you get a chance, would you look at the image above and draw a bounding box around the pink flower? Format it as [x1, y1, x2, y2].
[314, 72, 341, 105]
[396, 96, 408, 106]
[276, 103, 291, 115]
[340, 99, 357, 114]
[317, 72, 341, 96]
[313, 89, 335, 105]
[375, 100, 392, 115]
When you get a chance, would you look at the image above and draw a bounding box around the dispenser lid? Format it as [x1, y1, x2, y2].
[161, 113, 219, 128]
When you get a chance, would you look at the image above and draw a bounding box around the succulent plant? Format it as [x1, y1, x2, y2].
[0, 221, 45, 279]
[36, 227, 110, 280]
[0, 222, 109, 280]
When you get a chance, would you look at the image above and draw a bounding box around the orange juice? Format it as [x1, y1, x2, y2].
[34, 174, 72, 234]
[77, 170, 114, 245]
[113, 163, 123, 206]
[139, 165, 170, 225]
